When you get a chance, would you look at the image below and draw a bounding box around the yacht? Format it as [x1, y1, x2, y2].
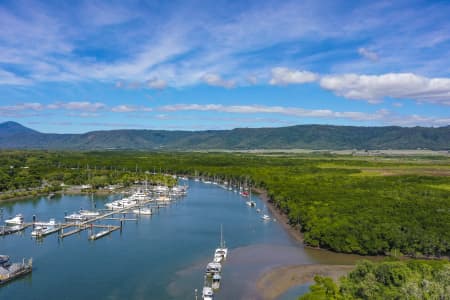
[202, 286, 214, 300]
[0, 256, 32, 285]
[34, 218, 57, 226]
[205, 262, 222, 276]
[211, 273, 221, 290]
[129, 191, 148, 202]
[64, 213, 87, 221]
[31, 224, 59, 237]
[5, 214, 24, 225]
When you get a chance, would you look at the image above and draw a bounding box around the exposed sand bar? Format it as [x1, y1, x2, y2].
[257, 264, 354, 300]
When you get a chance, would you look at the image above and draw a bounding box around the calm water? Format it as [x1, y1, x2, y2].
[0, 180, 355, 300]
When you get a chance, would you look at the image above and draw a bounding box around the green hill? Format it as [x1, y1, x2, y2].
[0, 121, 448, 150]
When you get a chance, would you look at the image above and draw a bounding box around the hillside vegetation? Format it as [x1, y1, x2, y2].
[1, 121, 449, 150]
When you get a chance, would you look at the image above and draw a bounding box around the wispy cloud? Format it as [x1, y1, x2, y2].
[111, 105, 152, 113]
[269, 68, 318, 86]
[202, 74, 236, 88]
[358, 48, 379, 62]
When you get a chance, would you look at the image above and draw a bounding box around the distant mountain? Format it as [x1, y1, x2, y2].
[0, 121, 448, 150]
[0, 121, 39, 138]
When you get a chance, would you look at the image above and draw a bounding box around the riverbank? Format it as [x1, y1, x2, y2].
[253, 187, 304, 244]
[256, 264, 354, 300]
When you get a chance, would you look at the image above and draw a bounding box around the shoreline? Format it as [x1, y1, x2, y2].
[256, 264, 354, 300]
[253, 187, 304, 244]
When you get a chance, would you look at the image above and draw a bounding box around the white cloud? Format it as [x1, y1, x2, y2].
[269, 67, 318, 86]
[202, 74, 236, 88]
[159, 103, 387, 121]
[111, 105, 137, 113]
[158, 103, 449, 126]
[357, 48, 379, 62]
[111, 105, 152, 113]
[50, 101, 106, 112]
[146, 78, 167, 90]
[320, 73, 450, 105]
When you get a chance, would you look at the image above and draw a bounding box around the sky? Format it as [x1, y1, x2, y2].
[0, 0, 449, 133]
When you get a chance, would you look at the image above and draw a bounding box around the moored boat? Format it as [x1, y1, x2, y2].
[205, 262, 222, 276]
[5, 214, 24, 225]
[202, 286, 214, 300]
[0, 256, 32, 285]
[64, 213, 87, 222]
[133, 207, 152, 215]
[211, 273, 221, 290]
[261, 214, 271, 221]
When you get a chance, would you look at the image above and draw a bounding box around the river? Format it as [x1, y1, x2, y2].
[0, 180, 363, 299]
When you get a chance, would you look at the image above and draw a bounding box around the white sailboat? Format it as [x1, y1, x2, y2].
[213, 225, 228, 263]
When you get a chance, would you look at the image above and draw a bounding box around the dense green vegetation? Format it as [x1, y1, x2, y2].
[1, 150, 449, 258]
[1, 121, 449, 150]
[300, 259, 450, 299]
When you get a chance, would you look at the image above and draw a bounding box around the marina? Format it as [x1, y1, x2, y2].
[0, 179, 347, 299]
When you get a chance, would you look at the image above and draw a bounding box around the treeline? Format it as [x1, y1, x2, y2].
[0, 151, 176, 193]
[1, 150, 449, 257]
[300, 259, 450, 299]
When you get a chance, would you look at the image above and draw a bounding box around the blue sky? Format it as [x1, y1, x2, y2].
[0, 0, 449, 133]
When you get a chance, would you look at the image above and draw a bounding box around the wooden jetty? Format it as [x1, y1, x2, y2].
[88, 225, 120, 240]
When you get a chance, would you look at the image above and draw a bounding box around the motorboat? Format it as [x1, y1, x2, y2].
[211, 273, 221, 290]
[205, 262, 222, 276]
[105, 198, 137, 210]
[31, 225, 59, 237]
[34, 218, 57, 226]
[5, 214, 24, 225]
[129, 191, 149, 202]
[64, 213, 87, 221]
[0, 256, 32, 284]
[261, 214, 271, 221]
[246, 200, 256, 207]
[202, 286, 214, 300]
[133, 208, 152, 215]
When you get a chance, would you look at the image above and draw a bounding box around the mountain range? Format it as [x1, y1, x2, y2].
[0, 121, 448, 151]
